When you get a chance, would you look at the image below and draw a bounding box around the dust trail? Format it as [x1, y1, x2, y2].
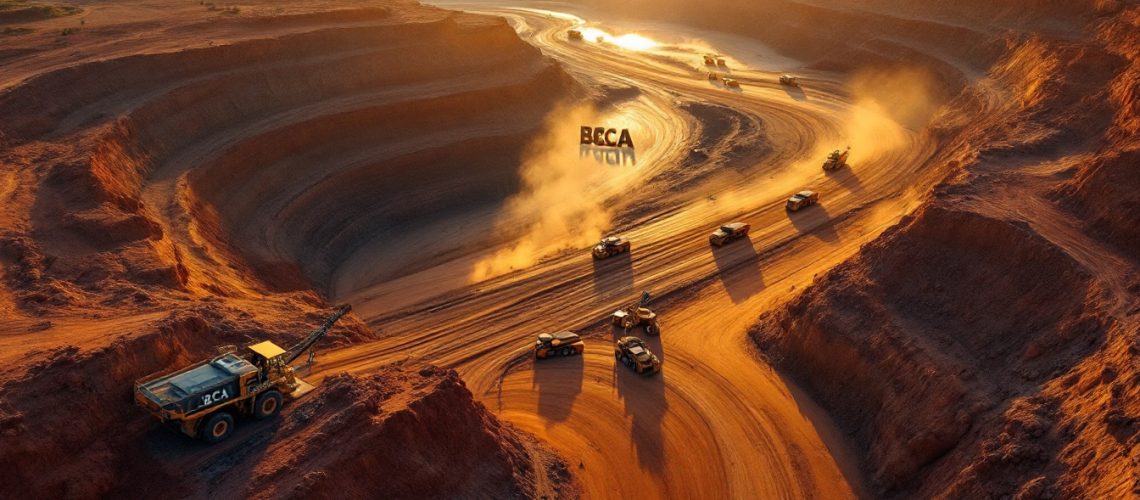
[843, 66, 942, 163]
[714, 66, 942, 212]
[470, 104, 639, 282]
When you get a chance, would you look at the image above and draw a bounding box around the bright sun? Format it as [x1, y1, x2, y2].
[579, 27, 659, 51]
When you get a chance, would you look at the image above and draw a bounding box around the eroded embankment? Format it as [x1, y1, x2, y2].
[0, 304, 366, 498]
[0, 2, 575, 307]
[0, 310, 568, 498]
[226, 366, 574, 499]
[0, 1, 580, 497]
[752, 5, 1140, 498]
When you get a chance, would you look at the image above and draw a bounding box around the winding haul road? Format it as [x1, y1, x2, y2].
[305, 3, 944, 498]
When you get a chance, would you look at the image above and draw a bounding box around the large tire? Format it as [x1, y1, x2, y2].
[201, 412, 234, 444]
[621, 355, 632, 368]
[645, 323, 658, 336]
[254, 390, 283, 420]
[559, 347, 571, 357]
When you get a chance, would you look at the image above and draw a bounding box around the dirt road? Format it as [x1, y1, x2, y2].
[309, 3, 945, 498]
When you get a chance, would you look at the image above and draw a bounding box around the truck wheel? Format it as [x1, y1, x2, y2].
[254, 390, 283, 420]
[559, 347, 571, 356]
[201, 412, 234, 444]
[621, 355, 631, 367]
[645, 324, 658, 336]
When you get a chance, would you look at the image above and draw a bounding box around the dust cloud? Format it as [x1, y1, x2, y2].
[711, 66, 943, 213]
[470, 104, 625, 282]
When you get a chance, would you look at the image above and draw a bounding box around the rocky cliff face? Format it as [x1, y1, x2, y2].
[752, 5, 1140, 498]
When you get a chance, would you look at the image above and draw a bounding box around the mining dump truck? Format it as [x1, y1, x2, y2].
[709, 221, 750, 246]
[612, 290, 659, 335]
[592, 235, 631, 259]
[568, 29, 583, 40]
[535, 331, 585, 359]
[779, 74, 799, 87]
[703, 54, 717, 65]
[722, 77, 741, 88]
[786, 190, 819, 212]
[134, 305, 351, 443]
[823, 147, 850, 172]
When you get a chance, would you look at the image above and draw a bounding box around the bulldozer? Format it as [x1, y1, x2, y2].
[611, 291, 659, 335]
[134, 305, 351, 443]
[822, 146, 850, 172]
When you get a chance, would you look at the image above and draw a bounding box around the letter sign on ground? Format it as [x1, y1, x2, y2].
[580, 126, 634, 149]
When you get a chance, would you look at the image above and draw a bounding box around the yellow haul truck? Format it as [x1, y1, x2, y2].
[134, 305, 350, 443]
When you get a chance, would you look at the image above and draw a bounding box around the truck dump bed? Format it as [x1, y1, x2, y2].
[137, 353, 257, 416]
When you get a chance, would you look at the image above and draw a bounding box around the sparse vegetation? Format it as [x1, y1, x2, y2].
[202, 2, 239, 15]
[0, 1, 81, 23]
[1, 25, 32, 35]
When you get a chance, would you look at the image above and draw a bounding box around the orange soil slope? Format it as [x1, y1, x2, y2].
[0, 1, 577, 497]
[752, 5, 1140, 498]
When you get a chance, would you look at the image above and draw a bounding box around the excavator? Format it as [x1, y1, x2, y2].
[611, 291, 660, 335]
[134, 305, 351, 443]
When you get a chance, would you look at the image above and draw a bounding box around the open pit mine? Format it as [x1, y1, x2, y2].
[1, 0, 1137, 498]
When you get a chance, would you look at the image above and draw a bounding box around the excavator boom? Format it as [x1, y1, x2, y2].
[284, 304, 351, 364]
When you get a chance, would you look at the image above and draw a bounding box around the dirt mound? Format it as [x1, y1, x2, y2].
[229, 367, 574, 499]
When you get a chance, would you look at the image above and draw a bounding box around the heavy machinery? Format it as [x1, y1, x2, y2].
[134, 305, 351, 443]
[716, 57, 727, 67]
[823, 147, 850, 172]
[568, 29, 583, 40]
[611, 291, 659, 335]
[786, 190, 819, 212]
[779, 74, 799, 87]
[709, 222, 750, 246]
[615, 336, 661, 375]
[703, 54, 716, 66]
[722, 77, 741, 88]
[535, 331, 585, 359]
[707, 71, 719, 81]
[592, 235, 631, 259]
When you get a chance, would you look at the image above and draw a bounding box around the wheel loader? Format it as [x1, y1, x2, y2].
[611, 291, 659, 335]
[134, 305, 351, 443]
[823, 147, 850, 172]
